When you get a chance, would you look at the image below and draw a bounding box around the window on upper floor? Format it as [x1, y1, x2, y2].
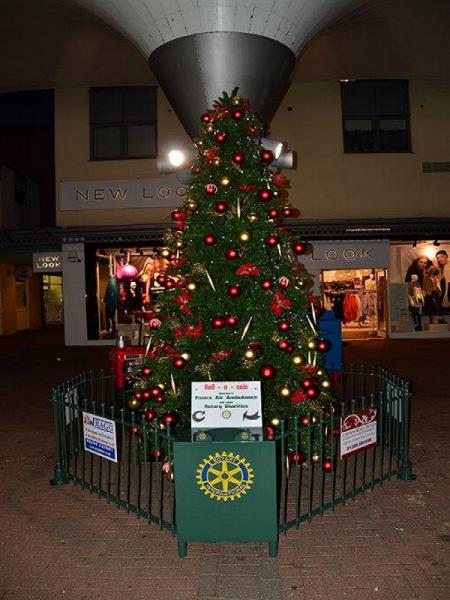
[341, 80, 410, 153]
[90, 86, 157, 160]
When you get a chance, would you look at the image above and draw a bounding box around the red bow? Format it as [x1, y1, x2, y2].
[162, 343, 178, 359]
[272, 174, 289, 188]
[301, 365, 319, 375]
[270, 291, 292, 316]
[211, 350, 233, 363]
[290, 390, 307, 404]
[167, 259, 188, 271]
[185, 322, 203, 338]
[235, 263, 260, 276]
[203, 148, 218, 162]
[174, 289, 192, 315]
[238, 184, 257, 192]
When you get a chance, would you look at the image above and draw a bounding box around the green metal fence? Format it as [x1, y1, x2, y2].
[51, 364, 414, 537]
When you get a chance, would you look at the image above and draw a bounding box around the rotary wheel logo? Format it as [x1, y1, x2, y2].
[196, 452, 254, 502]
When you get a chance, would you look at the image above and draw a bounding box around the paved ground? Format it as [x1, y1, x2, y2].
[0, 330, 449, 600]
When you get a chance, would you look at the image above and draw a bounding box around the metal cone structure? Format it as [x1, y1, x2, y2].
[75, 0, 365, 136]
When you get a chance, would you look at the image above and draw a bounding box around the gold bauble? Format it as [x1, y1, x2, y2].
[231, 96, 242, 106]
[271, 417, 280, 427]
[186, 200, 197, 211]
[244, 348, 256, 360]
[246, 212, 259, 223]
[307, 340, 316, 350]
[317, 370, 323, 376]
[181, 352, 192, 362]
[322, 380, 331, 389]
[220, 176, 231, 187]
[128, 398, 140, 409]
[186, 282, 198, 292]
[157, 383, 165, 391]
[238, 230, 252, 243]
[279, 386, 292, 398]
[291, 355, 303, 366]
[160, 248, 170, 258]
[176, 240, 184, 248]
[312, 416, 318, 424]
[213, 158, 221, 166]
[206, 124, 214, 133]
[312, 453, 320, 463]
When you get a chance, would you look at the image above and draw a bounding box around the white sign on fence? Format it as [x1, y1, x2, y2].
[191, 381, 262, 431]
[83, 412, 117, 462]
[340, 408, 377, 459]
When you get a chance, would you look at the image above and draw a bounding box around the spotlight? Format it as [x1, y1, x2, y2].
[157, 145, 196, 173]
[271, 150, 296, 170]
[433, 240, 440, 247]
[261, 137, 285, 159]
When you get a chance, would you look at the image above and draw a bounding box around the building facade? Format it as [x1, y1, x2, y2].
[0, 0, 449, 342]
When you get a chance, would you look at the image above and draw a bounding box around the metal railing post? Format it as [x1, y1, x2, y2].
[50, 387, 69, 485]
[397, 380, 416, 480]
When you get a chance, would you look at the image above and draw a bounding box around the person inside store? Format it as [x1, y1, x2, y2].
[407, 274, 425, 331]
[423, 265, 445, 324]
[435, 249, 450, 312]
[404, 255, 432, 288]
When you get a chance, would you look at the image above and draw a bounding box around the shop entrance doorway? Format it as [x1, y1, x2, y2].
[321, 268, 387, 340]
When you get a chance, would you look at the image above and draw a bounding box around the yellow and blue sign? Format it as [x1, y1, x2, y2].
[196, 451, 254, 501]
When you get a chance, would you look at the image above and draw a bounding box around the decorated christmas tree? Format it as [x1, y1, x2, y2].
[132, 90, 332, 444]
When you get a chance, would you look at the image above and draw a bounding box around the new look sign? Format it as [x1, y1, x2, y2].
[33, 252, 62, 272]
[300, 240, 390, 270]
[60, 176, 188, 211]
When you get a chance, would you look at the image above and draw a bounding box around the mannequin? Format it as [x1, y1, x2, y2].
[408, 274, 424, 331]
[364, 273, 376, 291]
[103, 276, 118, 336]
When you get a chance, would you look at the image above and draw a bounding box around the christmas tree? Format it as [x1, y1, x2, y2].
[133, 90, 332, 442]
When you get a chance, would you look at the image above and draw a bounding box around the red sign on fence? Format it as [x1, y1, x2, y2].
[340, 408, 377, 459]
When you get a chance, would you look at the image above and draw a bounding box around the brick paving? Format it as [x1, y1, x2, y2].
[0, 330, 449, 599]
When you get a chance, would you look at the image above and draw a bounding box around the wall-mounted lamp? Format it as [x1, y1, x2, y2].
[433, 240, 441, 247]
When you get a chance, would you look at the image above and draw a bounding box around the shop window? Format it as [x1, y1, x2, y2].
[90, 87, 157, 160]
[341, 80, 410, 153]
[43, 274, 64, 326]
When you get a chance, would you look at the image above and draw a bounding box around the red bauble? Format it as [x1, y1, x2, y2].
[231, 110, 243, 121]
[134, 391, 142, 400]
[265, 426, 276, 441]
[300, 416, 310, 426]
[260, 149, 274, 163]
[142, 366, 152, 377]
[150, 386, 163, 397]
[288, 450, 306, 464]
[259, 364, 277, 379]
[226, 248, 239, 260]
[171, 209, 184, 221]
[165, 279, 175, 289]
[232, 152, 245, 165]
[292, 241, 307, 255]
[258, 188, 273, 202]
[144, 408, 157, 422]
[316, 339, 331, 352]
[261, 279, 273, 290]
[226, 315, 239, 326]
[278, 320, 291, 332]
[161, 412, 179, 426]
[205, 183, 218, 195]
[278, 276, 289, 288]
[266, 234, 280, 247]
[172, 356, 187, 369]
[149, 318, 162, 329]
[154, 395, 164, 403]
[306, 386, 320, 399]
[277, 339, 290, 351]
[192, 165, 202, 174]
[214, 132, 227, 143]
[203, 234, 217, 245]
[301, 378, 314, 389]
[215, 201, 229, 213]
[227, 285, 242, 297]
[149, 449, 164, 459]
[129, 426, 140, 434]
[156, 274, 167, 285]
[322, 458, 333, 473]
[211, 316, 226, 329]
[201, 113, 211, 123]
[267, 208, 280, 219]
[142, 391, 150, 400]
[281, 206, 294, 218]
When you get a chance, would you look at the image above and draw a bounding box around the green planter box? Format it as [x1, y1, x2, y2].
[174, 432, 278, 557]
